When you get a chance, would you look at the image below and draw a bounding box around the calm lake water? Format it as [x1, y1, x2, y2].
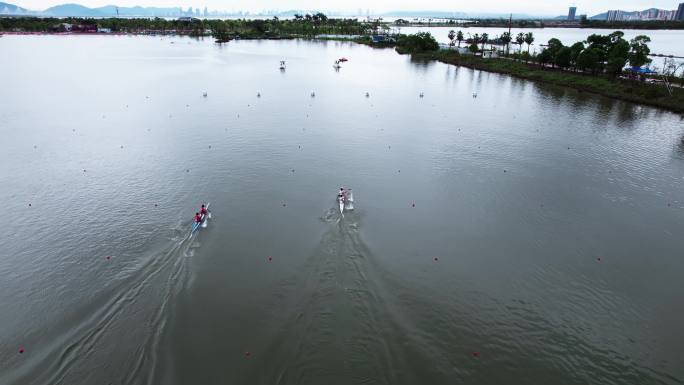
[1, 35, 683, 385]
[399, 26, 684, 58]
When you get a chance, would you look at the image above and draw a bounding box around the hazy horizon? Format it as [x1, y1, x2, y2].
[6, 0, 684, 16]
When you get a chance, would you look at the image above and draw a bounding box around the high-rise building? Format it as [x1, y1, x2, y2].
[676, 3, 684, 20]
[659, 9, 676, 20]
[643, 8, 658, 20]
[607, 10, 624, 21]
[567, 6, 577, 20]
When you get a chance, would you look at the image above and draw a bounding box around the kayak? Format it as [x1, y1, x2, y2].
[345, 190, 354, 210]
[337, 189, 354, 214]
[191, 202, 211, 234]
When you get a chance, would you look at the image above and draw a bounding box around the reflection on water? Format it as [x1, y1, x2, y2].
[676, 134, 684, 157]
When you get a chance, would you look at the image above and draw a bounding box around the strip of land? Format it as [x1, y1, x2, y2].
[399, 50, 684, 114]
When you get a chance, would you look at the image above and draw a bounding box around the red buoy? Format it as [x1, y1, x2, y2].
[244, 351, 251, 357]
[472, 351, 480, 358]
[18, 346, 24, 354]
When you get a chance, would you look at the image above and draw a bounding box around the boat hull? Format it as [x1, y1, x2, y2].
[191, 202, 210, 233]
[345, 191, 354, 210]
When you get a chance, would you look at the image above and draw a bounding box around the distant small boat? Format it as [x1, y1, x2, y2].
[279, 60, 286, 70]
[339, 57, 348, 62]
[333, 60, 341, 69]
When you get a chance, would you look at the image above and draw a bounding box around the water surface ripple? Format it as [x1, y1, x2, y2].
[0, 35, 683, 385]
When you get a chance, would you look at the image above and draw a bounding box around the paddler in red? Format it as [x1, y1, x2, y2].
[200, 204, 208, 216]
[193, 212, 202, 224]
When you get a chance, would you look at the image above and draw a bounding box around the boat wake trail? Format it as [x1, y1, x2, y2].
[247, 208, 680, 385]
[6, 226, 198, 385]
[251, 210, 434, 385]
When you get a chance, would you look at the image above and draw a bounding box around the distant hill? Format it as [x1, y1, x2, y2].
[0, 1, 184, 16]
[93, 5, 183, 17]
[43, 3, 105, 16]
[0, 1, 31, 14]
[0, 2, 675, 20]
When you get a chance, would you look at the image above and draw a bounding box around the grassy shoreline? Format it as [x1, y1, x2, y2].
[402, 49, 684, 114]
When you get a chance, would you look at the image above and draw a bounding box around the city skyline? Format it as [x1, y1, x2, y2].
[6, 0, 684, 16]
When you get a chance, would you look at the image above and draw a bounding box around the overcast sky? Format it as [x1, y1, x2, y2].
[11, 0, 684, 15]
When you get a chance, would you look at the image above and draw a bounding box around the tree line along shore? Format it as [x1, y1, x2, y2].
[397, 19, 684, 30]
[0, 14, 371, 36]
[1, 16, 682, 113]
[384, 31, 683, 114]
[2, 14, 684, 35]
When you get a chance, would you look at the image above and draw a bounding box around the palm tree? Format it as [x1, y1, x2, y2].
[524, 32, 535, 54]
[481, 33, 489, 53]
[515, 32, 525, 54]
[470, 33, 481, 54]
[448, 30, 456, 47]
[456, 30, 464, 48]
[500, 32, 512, 55]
